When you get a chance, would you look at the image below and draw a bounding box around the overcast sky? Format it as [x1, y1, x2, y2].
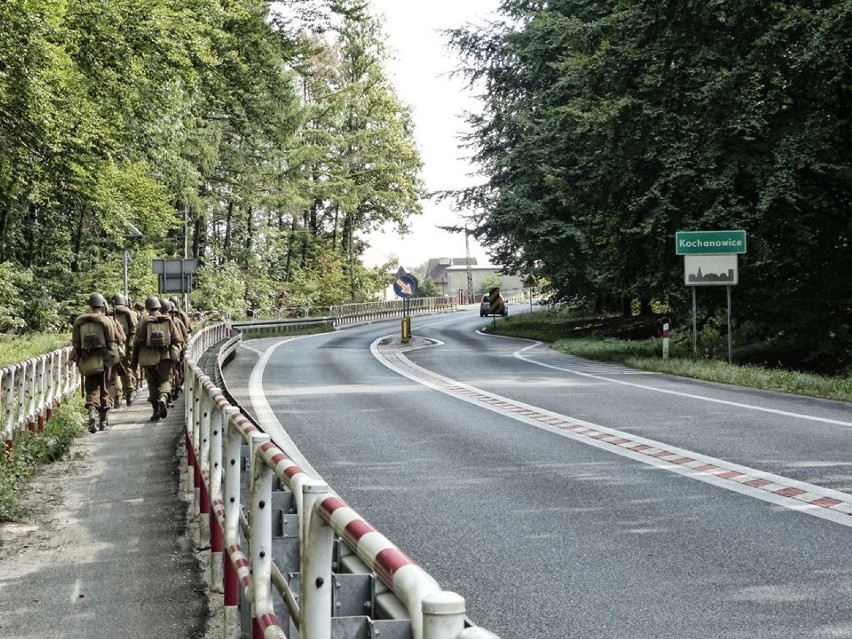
[362, 0, 499, 270]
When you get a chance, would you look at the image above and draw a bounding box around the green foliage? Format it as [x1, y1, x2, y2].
[0, 397, 84, 522]
[0, 333, 69, 367]
[0, 0, 421, 333]
[414, 277, 440, 298]
[480, 275, 501, 295]
[190, 262, 247, 314]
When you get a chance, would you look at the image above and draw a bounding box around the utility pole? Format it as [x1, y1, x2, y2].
[465, 227, 473, 303]
[438, 222, 475, 304]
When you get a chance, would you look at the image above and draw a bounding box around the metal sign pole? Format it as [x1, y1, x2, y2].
[727, 285, 733, 365]
[692, 287, 698, 360]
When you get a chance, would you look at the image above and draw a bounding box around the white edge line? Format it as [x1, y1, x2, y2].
[247, 336, 322, 479]
[511, 342, 852, 427]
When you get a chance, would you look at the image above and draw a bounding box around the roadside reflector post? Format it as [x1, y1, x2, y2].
[662, 321, 670, 359]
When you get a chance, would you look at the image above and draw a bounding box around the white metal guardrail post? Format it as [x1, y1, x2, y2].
[185, 367, 197, 495]
[194, 374, 209, 513]
[422, 592, 466, 639]
[18, 361, 29, 432]
[3, 366, 15, 453]
[211, 405, 239, 595]
[198, 380, 216, 545]
[300, 479, 333, 639]
[26, 358, 37, 431]
[223, 410, 244, 638]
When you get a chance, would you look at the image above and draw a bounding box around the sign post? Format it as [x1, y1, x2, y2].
[523, 274, 536, 312]
[676, 230, 746, 364]
[392, 269, 418, 343]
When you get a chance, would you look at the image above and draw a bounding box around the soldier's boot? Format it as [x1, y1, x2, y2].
[124, 391, 134, 407]
[87, 405, 98, 433]
[149, 402, 160, 422]
[157, 394, 169, 419]
[115, 395, 123, 408]
[98, 409, 109, 431]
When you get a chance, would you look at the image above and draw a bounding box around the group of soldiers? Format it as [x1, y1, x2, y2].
[71, 293, 192, 433]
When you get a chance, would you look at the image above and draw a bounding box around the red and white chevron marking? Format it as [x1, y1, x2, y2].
[374, 338, 852, 528]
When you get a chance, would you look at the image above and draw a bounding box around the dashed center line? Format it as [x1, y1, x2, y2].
[372, 336, 852, 528]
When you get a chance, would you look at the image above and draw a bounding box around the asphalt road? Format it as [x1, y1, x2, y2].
[224, 309, 852, 639]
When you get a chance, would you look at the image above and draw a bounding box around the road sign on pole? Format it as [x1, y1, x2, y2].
[393, 274, 417, 298]
[676, 230, 746, 255]
[676, 230, 746, 364]
[684, 254, 739, 286]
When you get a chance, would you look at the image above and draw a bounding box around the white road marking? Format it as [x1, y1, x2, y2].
[372, 336, 852, 528]
[512, 341, 852, 427]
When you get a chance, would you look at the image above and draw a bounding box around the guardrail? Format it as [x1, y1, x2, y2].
[184, 316, 502, 638]
[2, 346, 80, 454]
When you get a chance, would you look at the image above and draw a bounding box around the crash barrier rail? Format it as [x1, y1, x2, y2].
[240, 296, 458, 327]
[184, 319, 501, 639]
[2, 346, 81, 454]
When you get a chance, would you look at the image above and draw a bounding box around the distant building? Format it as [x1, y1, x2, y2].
[446, 265, 524, 298]
[424, 257, 478, 294]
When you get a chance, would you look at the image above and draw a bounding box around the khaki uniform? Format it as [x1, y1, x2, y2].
[132, 311, 184, 420]
[112, 303, 138, 402]
[71, 311, 118, 418]
[169, 310, 189, 398]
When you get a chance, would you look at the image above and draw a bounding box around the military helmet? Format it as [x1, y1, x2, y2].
[169, 296, 180, 308]
[159, 298, 173, 312]
[88, 293, 107, 308]
[111, 293, 126, 306]
[144, 295, 161, 310]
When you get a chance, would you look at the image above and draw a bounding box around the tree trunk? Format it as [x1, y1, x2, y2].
[223, 201, 233, 254]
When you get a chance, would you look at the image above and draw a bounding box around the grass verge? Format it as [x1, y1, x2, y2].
[0, 395, 85, 522]
[0, 332, 70, 367]
[487, 313, 852, 403]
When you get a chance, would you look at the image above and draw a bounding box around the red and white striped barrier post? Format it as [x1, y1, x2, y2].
[210, 405, 240, 595]
[662, 321, 670, 359]
[249, 432, 286, 639]
[223, 411, 245, 637]
[184, 368, 197, 495]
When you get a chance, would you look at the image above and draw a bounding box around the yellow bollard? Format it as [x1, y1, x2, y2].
[401, 316, 411, 343]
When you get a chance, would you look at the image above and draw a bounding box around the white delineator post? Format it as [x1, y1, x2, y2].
[662, 321, 670, 359]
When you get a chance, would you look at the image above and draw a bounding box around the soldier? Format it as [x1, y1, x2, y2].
[167, 299, 189, 401]
[169, 296, 193, 335]
[110, 293, 138, 406]
[104, 301, 127, 412]
[131, 296, 184, 422]
[72, 293, 119, 432]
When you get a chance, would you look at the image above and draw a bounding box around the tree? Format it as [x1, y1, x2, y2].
[448, 0, 852, 371]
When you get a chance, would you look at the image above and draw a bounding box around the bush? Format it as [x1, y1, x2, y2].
[0, 396, 84, 522]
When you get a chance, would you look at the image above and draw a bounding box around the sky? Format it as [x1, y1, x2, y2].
[361, 0, 500, 270]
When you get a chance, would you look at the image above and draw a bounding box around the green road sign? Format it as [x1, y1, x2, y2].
[675, 230, 747, 255]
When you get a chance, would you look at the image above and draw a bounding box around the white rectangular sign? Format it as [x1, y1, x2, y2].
[684, 254, 738, 286]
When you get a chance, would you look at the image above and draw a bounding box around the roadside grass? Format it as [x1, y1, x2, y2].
[0, 396, 85, 522]
[488, 312, 852, 403]
[0, 332, 70, 367]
